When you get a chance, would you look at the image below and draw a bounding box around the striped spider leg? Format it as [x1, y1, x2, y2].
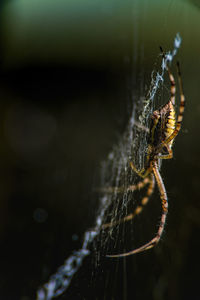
[107, 60, 185, 257]
[102, 174, 155, 229]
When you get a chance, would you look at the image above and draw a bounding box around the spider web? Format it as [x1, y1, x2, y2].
[36, 33, 181, 300]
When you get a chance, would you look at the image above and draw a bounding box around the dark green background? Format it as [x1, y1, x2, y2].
[0, 0, 199, 299]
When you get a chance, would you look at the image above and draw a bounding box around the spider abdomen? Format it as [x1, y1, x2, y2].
[164, 106, 176, 145]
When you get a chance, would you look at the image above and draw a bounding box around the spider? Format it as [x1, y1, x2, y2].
[105, 55, 185, 257]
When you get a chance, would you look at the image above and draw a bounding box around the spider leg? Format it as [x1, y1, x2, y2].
[107, 161, 167, 257]
[157, 143, 173, 160]
[102, 174, 155, 229]
[122, 173, 155, 222]
[95, 186, 124, 194]
[161, 62, 185, 146]
[160, 46, 176, 105]
[167, 61, 176, 106]
[150, 113, 160, 145]
[130, 161, 152, 178]
[96, 176, 149, 194]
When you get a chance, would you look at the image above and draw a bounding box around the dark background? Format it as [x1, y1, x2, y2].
[0, 0, 199, 299]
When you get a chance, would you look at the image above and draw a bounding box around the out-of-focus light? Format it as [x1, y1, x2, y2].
[33, 207, 48, 223]
[4, 103, 57, 159]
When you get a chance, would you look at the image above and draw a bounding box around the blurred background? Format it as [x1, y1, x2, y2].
[0, 0, 199, 299]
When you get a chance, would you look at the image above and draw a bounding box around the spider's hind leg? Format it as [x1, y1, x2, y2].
[107, 161, 167, 257]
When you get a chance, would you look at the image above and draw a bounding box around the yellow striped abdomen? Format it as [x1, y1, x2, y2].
[165, 106, 176, 146]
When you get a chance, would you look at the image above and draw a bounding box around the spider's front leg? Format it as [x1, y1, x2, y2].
[130, 142, 155, 178]
[130, 161, 152, 178]
[160, 62, 185, 148]
[157, 143, 173, 160]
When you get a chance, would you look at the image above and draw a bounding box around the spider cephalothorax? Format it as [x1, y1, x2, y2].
[105, 58, 185, 257]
